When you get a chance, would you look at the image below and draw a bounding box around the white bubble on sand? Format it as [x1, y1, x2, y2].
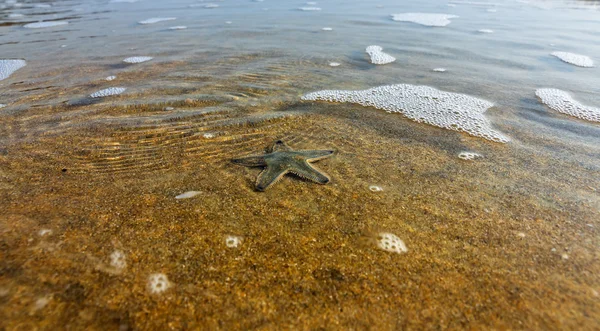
[377, 233, 407, 254]
[302, 84, 510, 143]
[110, 250, 127, 270]
[225, 235, 242, 248]
[90, 87, 126, 98]
[123, 56, 153, 63]
[0, 59, 26, 81]
[433, 68, 447, 72]
[299, 7, 321, 11]
[365, 45, 396, 65]
[391, 13, 458, 27]
[168, 26, 187, 30]
[175, 191, 201, 199]
[38, 229, 52, 236]
[535, 88, 600, 122]
[551, 51, 594, 68]
[329, 62, 341, 67]
[458, 151, 483, 160]
[33, 297, 51, 311]
[322, 27, 333, 31]
[24, 21, 68, 28]
[478, 29, 494, 33]
[147, 273, 171, 294]
[369, 185, 383, 192]
[138, 17, 176, 25]
[105, 75, 116, 81]
[203, 133, 215, 139]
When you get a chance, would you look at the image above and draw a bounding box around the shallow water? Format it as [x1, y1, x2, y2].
[1, 0, 599, 329]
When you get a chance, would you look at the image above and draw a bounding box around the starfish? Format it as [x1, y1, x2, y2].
[231, 140, 335, 191]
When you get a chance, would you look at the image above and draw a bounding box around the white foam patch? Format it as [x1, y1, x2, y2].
[365, 45, 396, 65]
[147, 273, 171, 294]
[123, 56, 153, 63]
[203, 133, 215, 139]
[90, 87, 126, 98]
[329, 62, 341, 67]
[175, 191, 201, 199]
[24, 21, 68, 28]
[535, 88, 600, 122]
[369, 185, 383, 192]
[225, 235, 242, 248]
[138, 17, 176, 25]
[458, 151, 482, 160]
[391, 13, 458, 27]
[478, 29, 494, 33]
[377, 233, 407, 254]
[168, 26, 187, 30]
[299, 7, 321, 11]
[433, 68, 447, 72]
[302, 84, 510, 143]
[0, 59, 26, 81]
[110, 250, 127, 270]
[105, 75, 116, 81]
[322, 27, 333, 31]
[551, 52, 594, 68]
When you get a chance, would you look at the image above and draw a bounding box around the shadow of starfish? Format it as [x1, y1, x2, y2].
[231, 140, 335, 191]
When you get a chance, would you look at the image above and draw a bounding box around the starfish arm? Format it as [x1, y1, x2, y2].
[289, 161, 330, 184]
[269, 140, 293, 153]
[231, 155, 267, 167]
[297, 149, 335, 161]
[255, 166, 288, 191]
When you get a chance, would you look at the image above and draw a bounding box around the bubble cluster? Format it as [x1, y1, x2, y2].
[478, 29, 494, 33]
[123, 56, 153, 64]
[24, 21, 69, 28]
[203, 133, 215, 139]
[550, 52, 594, 68]
[138, 17, 176, 25]
[302, 84, 510, 143]
[110, 250, 127, 270]
[535, 88, 599, 122]
[433, 68, 447, 72]
[377, 233, 407, 254]
[105, 75, 116, 81]
[322, 27, 333, 31]
[225, 235, 242, 248]
[458, 151, 483, 160]
[175, 191, 201, 199]
[329, 62, 341, 67]
[90, 87, 126, 98]
[0, 59, 26, 81]
[365, 45, 396, 65]
[391, 13, 458, 27]
[147, 273, 171, 294]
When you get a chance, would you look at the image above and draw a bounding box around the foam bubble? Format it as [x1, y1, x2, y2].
[105, 75, 116, 81]
[369, 185, 383, 192]
[391, 13, 458, 27]
[302, 84, 509, 143]
[322, 27, 333, 31]
[329, 62, 341, 67]
[225, 235, 242, 248]
[110, 250, 127, 270]
[147, 273, 171, 294]
[123, 56, 153, 63]
[38, 229, 52, 236]
[458, 151, 482, 160]
[24, 21, 68, 28]
[0, 59, 26, 81]
[551, 52, 594, 68]
[90, 87, 126, 98]
[433, 68, 447, 72]
[175, 191, 201, 199]
[535, 88, 600, 122]
[365, 45, 396, 65]
[299, 7, 321, 11]
[203, 133, 215, 139]
[478, 29, 494, 33]
[168, 26, 187, 30]
[203, 4, 219, 8]
[138, 17, 176, 25]
[377, 233, 407, 254]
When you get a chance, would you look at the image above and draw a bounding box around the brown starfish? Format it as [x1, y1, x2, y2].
[231, 140, 335, 191]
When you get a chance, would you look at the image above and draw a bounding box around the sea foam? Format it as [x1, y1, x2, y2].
[365, 45, 395, 65]
[123, 56, 153, 63]
[551, 52, 594, 68]
[90, 87, 126, 98]
[391, 13, 458, 27]
[377, 233, 407, 254]
[536, 88, 599, 122]
[0, 59, 26, 81]
[138, 17, 176, 25]
[24, 21, 68, 28]
[302, 84, 510, 143]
